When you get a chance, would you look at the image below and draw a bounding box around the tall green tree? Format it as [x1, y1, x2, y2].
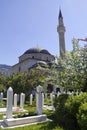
[0, 74, 7, 92]
[6, 68, 49, 96]
[50, 38, 87, 91]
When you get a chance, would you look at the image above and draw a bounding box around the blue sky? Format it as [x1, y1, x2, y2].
[0, 0, 87, 65]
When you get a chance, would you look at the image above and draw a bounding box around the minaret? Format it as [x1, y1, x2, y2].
[57, 9, 66, 58]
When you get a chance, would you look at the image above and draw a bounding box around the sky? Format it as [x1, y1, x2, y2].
[0, 0, 87, 66]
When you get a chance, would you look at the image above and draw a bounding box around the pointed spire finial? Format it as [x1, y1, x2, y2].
[59, 8, 63, 18]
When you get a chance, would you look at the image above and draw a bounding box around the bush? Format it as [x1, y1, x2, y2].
[54, 93, 87, 130]
[77, 102, 87, 130]
[54, 94, 79, 130]
[66, 92, 87, 116]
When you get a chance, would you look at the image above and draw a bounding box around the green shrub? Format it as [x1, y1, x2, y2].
[54, 94, 69, 109]
[77, 102, 87, 130]
[54, 94, 79, 130]
[65, 92, 87, 116]
[44, 98, 51, 106]
[53, 93, 87, 130]
[0, 101, 6, 108]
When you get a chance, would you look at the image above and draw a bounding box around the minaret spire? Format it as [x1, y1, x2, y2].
[57, 9, 66, 58]
[59, 9, 63, 18]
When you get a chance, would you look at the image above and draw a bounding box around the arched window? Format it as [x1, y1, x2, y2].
[47, 57, 48, 61]
[32, 56, 34, 59]
[19, 66, 21, 72]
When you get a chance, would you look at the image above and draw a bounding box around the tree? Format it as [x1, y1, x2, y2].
[0, 74, 7, 92]
[50, 38, 87, 91]
[6, 68, 49, 96]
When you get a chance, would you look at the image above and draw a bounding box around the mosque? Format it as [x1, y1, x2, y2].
[12, 47, 55, 73]
[12, 9, 66, 73]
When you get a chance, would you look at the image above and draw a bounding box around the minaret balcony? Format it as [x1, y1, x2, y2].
[57, 26, 66, 33]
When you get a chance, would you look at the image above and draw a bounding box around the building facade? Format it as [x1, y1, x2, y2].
[12, 9, 66, 74]
[12, 47, 55, 73]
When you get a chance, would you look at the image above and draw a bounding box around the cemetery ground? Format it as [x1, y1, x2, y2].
[0, 91, 87, 130]
[0, 100, 64, 130]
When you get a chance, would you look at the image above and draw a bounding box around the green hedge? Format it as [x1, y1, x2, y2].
[54, 93, 87, 130]
[77, 102, 87, 130]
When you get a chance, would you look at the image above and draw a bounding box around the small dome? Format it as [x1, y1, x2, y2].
[24, 47, 51, 55]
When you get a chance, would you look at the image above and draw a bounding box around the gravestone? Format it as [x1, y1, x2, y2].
[36, 85, 43, 115]
[6, 87, 13, 119]
[14, 93, 17, 108]
[50, 93, 55, 106]
[0, 92, 3, 102]
[30, 94, 33, 105]
[20, 93, 25, 110]
[57, 91, 60, 97]
[50, 93, 53, 105]
[45, 93, 47, 99]
[42, 93, 44, 108]
[76, 90, 79, 96]
[17, 94, 20, 103]
[79, 91, 83, 95]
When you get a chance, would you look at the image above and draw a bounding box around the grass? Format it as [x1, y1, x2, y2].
[0, 123, 64, 130]
[0, 101, 6, 108]
[0, 114, 6, 120]
[0, 101, 64, 130]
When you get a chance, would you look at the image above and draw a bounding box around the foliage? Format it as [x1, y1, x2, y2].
[65, 92, 87, 115]
[0, 101, 6, 108]
[77, 102, 87, 130]
[50, 39, 87, 91]
[0, 74, 7, 92]
[0, 113, 6, 120]
[44, 98, 51, 106]
[54, 94, 79, 130]
[2, 38, 86, 95]
[6, 69, 48, 97]
[6, 73, 27, 93]
[54, 93, 87, 130]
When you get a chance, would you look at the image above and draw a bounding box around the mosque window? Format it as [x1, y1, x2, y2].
[32, 56, 34, 59]
[47, 57, 48, 61]
[19, 66, 21, 72]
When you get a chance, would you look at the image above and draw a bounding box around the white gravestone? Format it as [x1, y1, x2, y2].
[45, 93, 47, 99]
[76, 90, 79, 96]
[17, 94, 20, 103]
[14, 93, 17, 108]
[30, 94, 33, 105]
[50, 93, 53, 105]
[36, 85, 43, 115]
[0, 92, 3, 102]
[20, 93, 25, 110]
[42, 93, 44, 108]
[50, 93, 55, 106]
[6, 87, 13, 119]
[52, 94, 55, 105]
[57, 91, 60, 97]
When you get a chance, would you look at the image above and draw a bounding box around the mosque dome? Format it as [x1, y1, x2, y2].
[24, 47, 51, 55]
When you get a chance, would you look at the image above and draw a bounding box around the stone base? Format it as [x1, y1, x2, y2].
[3, 114, 47, 128]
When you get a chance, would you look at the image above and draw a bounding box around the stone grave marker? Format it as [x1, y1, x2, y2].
[36, 85, 43, 115]
[30, 94, 33, 105]
[6, 87, 13, 119]
[14, 93, 17, 108]
[20, 93, 25, 110]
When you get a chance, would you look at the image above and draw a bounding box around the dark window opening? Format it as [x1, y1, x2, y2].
[19, 67, 21, 72]
[32, 56, 34, 59]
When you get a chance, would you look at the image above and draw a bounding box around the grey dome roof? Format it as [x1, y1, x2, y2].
[24, 47, 51, 55]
